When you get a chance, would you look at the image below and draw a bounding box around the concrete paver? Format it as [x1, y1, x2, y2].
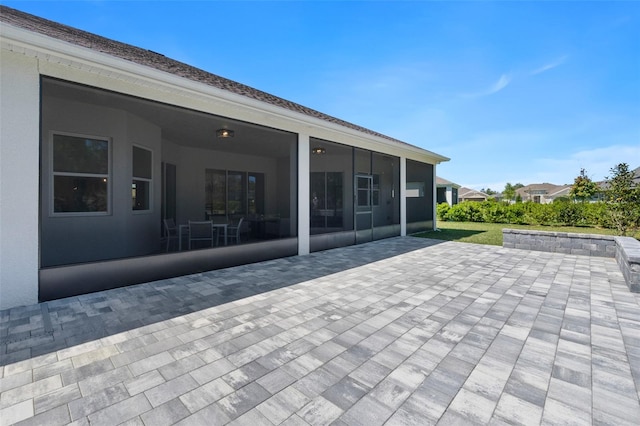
[1, 237, 639, 425]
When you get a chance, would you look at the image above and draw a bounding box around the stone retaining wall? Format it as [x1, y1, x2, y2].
[615, 236, 640, 293]
[502, 229, 616, 257]
[502, 229, 639, 293]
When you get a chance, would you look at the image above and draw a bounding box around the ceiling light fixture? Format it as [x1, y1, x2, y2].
[311, 147, 326, 155]
[216, 128, 235, 138]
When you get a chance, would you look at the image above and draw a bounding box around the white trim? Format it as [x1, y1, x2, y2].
[298, 134, 310, 255]
[49, 130, 112, 217]
[433, 164, 437, 230]
[400, 157, 407, 236]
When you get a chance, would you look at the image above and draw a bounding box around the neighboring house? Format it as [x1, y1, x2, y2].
[436, 177, 460, 206]
[458, 187, 490, 202]
[543, 185, 573, 203]
[0, 7, 449, 309]
[516, 183, 567, 204]
[491, 192, 505, 202]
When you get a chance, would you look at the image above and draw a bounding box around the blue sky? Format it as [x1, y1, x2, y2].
[4, 1, 639, 191]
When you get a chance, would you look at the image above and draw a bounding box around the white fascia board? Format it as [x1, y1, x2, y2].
[2, 23, 450, 165]
[436, 182, 461, 189]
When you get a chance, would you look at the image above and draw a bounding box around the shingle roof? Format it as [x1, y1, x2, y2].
[436, 177, 459, 186]
[1, 5, 438, 154]
[515, 183, 564, 197]
[458, 187, 489, 198]
[546, 185, 572, 197]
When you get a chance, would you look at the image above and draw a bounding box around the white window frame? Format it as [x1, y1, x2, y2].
[49, 131, 111, 217]
[132, 144, 153, 214]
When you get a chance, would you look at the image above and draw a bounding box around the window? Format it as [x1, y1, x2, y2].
[227, 171, 246, 215]
[132, 146, 152, 211]
[206, 169, 226, 216]
[248, 173, 265, 215]
[52, 133, 109, 214]
[205, 169, 264, 217]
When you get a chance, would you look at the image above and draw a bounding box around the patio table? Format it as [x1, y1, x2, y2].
[178, 223, 228, 250]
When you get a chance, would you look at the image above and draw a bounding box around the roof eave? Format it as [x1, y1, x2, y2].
[1, 15, 449, 164]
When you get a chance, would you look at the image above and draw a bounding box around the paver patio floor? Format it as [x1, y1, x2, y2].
[1, 237, 639, 425]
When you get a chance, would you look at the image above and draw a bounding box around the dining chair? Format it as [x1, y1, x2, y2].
[227, 217, 245, 244]
[163, 218, 178, 252]
[188, 220, 216, 249]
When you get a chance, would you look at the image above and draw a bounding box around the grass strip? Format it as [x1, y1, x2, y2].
[414, 221, 636, 246]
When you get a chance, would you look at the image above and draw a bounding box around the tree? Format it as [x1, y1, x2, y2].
[513, 183, 525, 190]
[604, 163, 640, 236]
[481, 188, 497, 195]
[503, 183, 516, 203]
[570, 168, 599, 202]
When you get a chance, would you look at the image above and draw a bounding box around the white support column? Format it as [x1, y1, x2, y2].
[446, 186, 453, 206]
[433, 164, 438, 230]
[400, 157, 407, 236]
[297, 134, 310, 255]
[0, 51, 40, 309]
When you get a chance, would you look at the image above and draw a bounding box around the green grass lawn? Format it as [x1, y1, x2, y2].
[414, 221, 636, 246]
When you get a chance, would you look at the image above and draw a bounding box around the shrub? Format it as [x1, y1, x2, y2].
[506, 202, 527, 224]
[553, 196, 572, 204]
[553, 199, 583, 226]
[523, 202, 556, 225]
[444, 201, 484, 222]
[436, 202, 450, 221]
[481, 200, 509, 223]
[584, 202, 612, 228]
[441, 198, 614, 228]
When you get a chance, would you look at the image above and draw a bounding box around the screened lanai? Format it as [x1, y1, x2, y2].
[39, 77, 299, 299]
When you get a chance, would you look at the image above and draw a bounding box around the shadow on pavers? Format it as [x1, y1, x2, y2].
[0, 237, 446, 366]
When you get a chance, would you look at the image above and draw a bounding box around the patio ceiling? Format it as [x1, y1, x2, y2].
[42, 78, 296, 158]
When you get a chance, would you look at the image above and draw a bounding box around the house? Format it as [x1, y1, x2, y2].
[436, 177, 460, 206]
[541, 185, 573, 203]
[458, 187, 490, 202]
[490, 192, 505, 202]
[0, 7, 449, 309]
[515, 183, 566, 204]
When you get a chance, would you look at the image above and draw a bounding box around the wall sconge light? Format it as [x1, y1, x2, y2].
[311, 147, 326, 155]
[216, 128, 235, 138]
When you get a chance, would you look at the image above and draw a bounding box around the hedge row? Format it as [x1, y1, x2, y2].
[437, 200, 615, 228]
